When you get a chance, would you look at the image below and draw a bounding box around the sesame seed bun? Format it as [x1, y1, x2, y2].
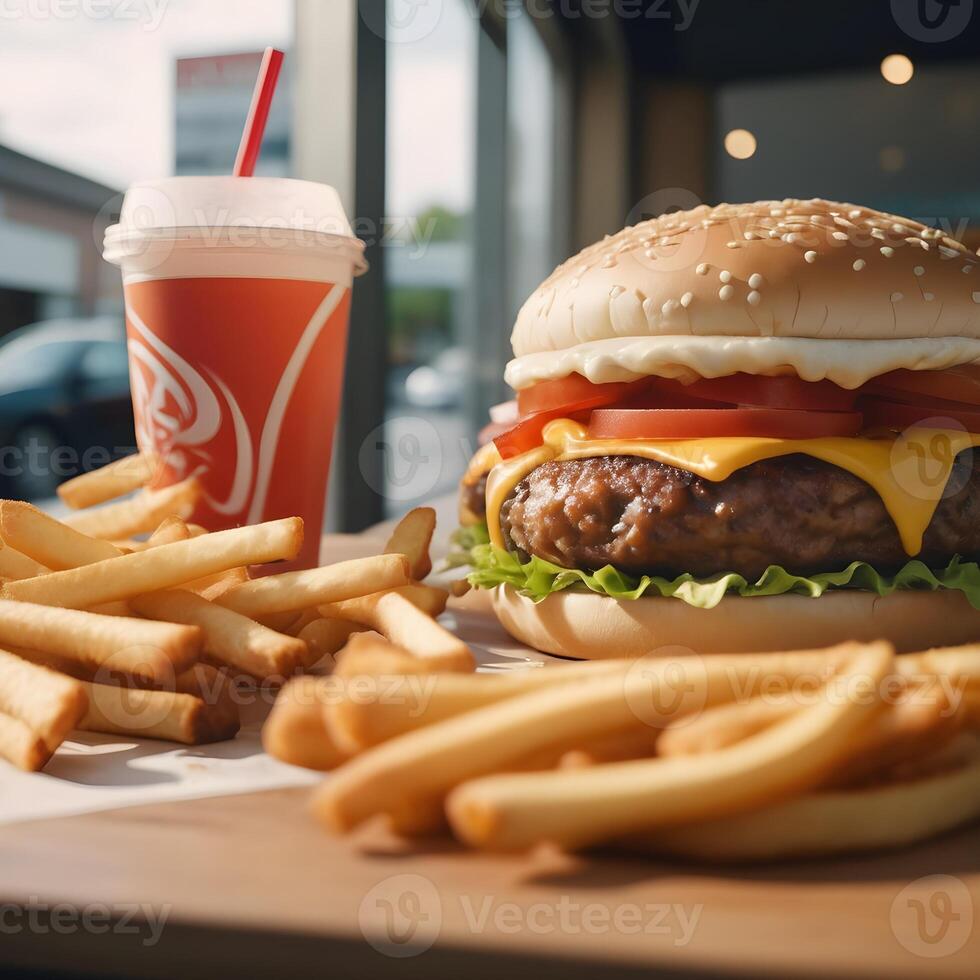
[506, 199, 980, 390]
[491, 584, 980, 658]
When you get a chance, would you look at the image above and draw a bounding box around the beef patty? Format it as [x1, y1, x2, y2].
[499, 453, 980, 579]
[461, 472, 488, 521]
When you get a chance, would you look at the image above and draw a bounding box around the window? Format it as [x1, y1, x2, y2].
[382, 0, 478, 514]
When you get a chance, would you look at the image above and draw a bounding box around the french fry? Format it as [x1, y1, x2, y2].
[824, 680, 961, 788]
[191, 566, 250, 599]
[130, 590, 307, 681]
[0, 710, 51, 772]
[0, 541, 48, 581]
[900, 645, 980, 685]
[319, 590, 473, 673]
[384, 507, 436, 580]
[326, 639, 627, 754]
[13, 646, 231, 706]
[110, 540, 149, 553]
[113, 518, 198, 554]
[2, 517, 303, 609]
[297, 617, 361, 669]
[0, 500, 122, 569]
[657, 696, 798, 757]
[147, 517, 193, 546]
[559, 728, 660, 769]
[314, 647, 859, 833]
[321, 583, 449, 621]
[263, 676, 348, 771]
[256, 611, 305, 634]
[0, 648, 88, 751]
[387, 798, 448, 838]
[333, 632, 436, 677]
[62, 477, 200, 540]
[57, 451, 158, 510]
[657, 680, 959, 788]
[78, 681, 239, 744]
[625, 736, 980, 861]
[445, 645, 892, 851]
[449, 579, 471, 598]
[286, 608, 323, 636]
[0, 600, 201, 684]
[174, 663, 240, 736]
[216, 553, 410, 619]
[964, 688, 980, 728]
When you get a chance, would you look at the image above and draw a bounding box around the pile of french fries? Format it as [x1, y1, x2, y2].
[268, 598, 980, 858]
[0, 452, 471, 772]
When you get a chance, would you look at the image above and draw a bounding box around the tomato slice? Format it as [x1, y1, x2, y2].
[866, 366, 980, 408]
[494, 408, 591, 459]
[859, 397, 980, 433]
[478, 420, 512, 446]
[517, 372, 859, 415]
[516, 375, 652, 416]
[660, 374, 858, 412]
[589, 408, 863, 440]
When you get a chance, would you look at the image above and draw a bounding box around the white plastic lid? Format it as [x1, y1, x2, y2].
[104, 176, 367, 274]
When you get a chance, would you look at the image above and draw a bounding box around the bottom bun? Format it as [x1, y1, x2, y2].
[491, 585, 980, 658]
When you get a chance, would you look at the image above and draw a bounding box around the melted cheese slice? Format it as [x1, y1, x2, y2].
[486, 419, 980, 557]
[462, 441, 502, 486]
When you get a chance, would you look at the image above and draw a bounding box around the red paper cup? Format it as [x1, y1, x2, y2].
[103, 177, 367, 569]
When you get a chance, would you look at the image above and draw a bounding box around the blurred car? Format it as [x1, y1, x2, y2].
[403, 346, 471, 409]
[0, 317, 135, 500]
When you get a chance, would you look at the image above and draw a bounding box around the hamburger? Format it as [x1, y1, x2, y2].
[461, 199, 980, 657]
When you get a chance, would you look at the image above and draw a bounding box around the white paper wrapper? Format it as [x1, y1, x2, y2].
[0, 699, 320, 826]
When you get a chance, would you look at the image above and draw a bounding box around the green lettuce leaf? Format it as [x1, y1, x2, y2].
[442, 521, 490, 570]
[467, 543, 980, 611]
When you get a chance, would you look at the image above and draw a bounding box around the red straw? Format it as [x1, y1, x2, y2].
[233, 47, 285, 177]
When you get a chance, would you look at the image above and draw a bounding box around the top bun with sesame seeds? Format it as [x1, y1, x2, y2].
[505, 198, 980, 391]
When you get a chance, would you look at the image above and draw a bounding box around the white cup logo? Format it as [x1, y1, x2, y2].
[358, 873, 442, 958]
[128, 311, 254, 517]
[890, 874, 973, 958]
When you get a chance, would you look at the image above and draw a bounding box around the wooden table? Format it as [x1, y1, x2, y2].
[1, 505, 978, 979]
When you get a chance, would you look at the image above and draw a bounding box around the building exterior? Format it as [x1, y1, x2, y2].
[175, 51, 292, 177]
[0, 144, 121, 340]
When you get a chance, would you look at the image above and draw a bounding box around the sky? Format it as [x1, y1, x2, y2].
[0, 0, 475, 215]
